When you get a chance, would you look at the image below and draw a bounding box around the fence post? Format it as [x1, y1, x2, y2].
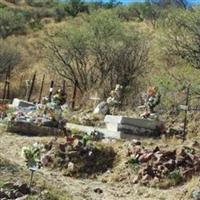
[2, 65, 11, 101]
[27, 72, 36, 102]
[2, 77, 7, 101]
[48, 80, 54, 102]
[183, 85, 190, 138]
[62, 80, 66, 92]
[6, 65, 11, 99]
[38, 74, 45, 103]
[71, 81, 77, 110]
[19, 75, 24, 98]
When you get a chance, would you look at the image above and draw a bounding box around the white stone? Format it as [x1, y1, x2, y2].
[93, 101, 109, 115]
[12, 98, 35, 108]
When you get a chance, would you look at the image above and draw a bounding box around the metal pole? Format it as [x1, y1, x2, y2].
[27, 72, 36, 102]
[29, 170, 34, 192]
[38, 74, 45, 103]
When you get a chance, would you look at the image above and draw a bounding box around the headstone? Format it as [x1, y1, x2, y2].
[12, 98, 35, 108]
[93, 101, 109, 115]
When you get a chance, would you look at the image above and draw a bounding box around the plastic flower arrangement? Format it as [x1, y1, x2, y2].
[22, 143, 43, 190]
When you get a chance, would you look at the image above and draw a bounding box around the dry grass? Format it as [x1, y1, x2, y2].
[0, 155, 72, 200]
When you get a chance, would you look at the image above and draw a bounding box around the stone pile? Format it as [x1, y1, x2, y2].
[127, 143, 200, 185]
[0, 182, 30, 200]
[41, 134, 115, 177]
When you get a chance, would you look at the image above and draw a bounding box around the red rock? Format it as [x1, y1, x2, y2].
[181, 168, 194, 178]
[138, 153, 153, 163]
[163, 159, 176, 170]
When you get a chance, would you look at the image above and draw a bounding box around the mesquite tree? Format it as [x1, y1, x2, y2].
[43, 10, 149, 97]
[0, 40, 21, 76]
[162, 8, 200, 69]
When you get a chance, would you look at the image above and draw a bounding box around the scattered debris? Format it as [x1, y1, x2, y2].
[0, 182, 30, 199]
[5, 92, 68, 135]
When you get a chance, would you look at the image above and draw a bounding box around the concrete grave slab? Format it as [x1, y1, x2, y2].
[104, 115, 163, 130]
[66, 123, 121, 139]
[7, 121, 64, 136]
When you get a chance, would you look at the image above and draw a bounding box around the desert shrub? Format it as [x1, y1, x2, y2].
[25, 0, 57, 7]
[114, 2, 164, 26]
[0, 8, 27, 38]
[64, 0, 89, 17]
[0, 40, 21, 75]
[161, 8, 200, 69]
[54, 6, 66, 21]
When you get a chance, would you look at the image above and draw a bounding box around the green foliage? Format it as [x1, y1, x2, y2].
[0, 8, 26, 38]
[0, 40, 21, 74]
[128, 158, 140, 171]
[161, 8, 200, 69]
[102, 0, 121, 9]
[45, 10, 149, 97]
[167, 169, 183, 185]
[0, 3, 6, 9]
[114, 2, 162, 25]
[22, 144, 41, 169]
[54, 6, 66, 21]
[25, 0, 57, 7]
[149, 0, 187, 9]
[64, 0, 89, 17]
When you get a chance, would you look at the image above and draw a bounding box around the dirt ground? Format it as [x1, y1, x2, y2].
[0, 125, 198, 200]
